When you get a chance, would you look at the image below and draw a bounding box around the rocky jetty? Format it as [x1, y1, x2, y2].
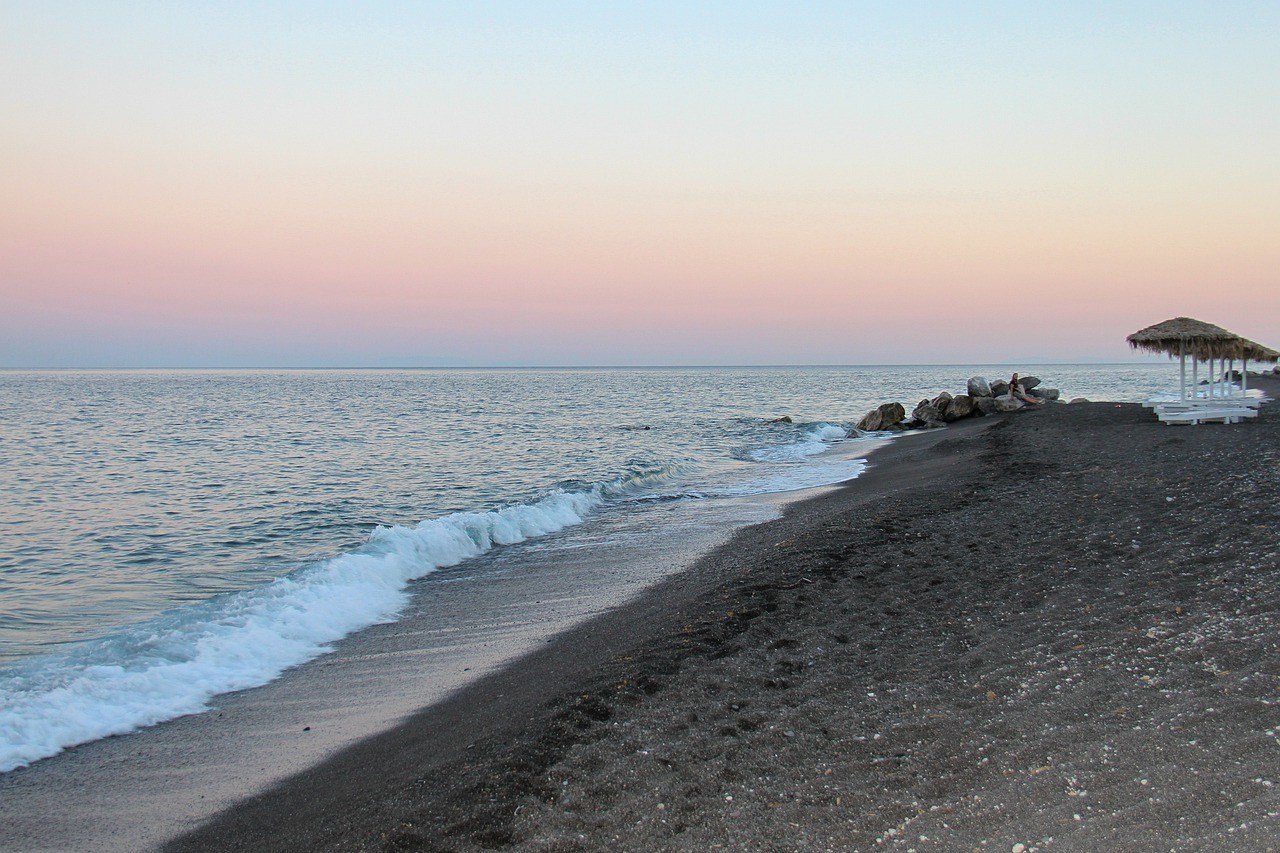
[854, 374, 1064, 432]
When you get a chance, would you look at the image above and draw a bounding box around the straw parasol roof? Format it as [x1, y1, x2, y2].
[1126, 317, 1242, 359]
[1232, 338, 1280, 363]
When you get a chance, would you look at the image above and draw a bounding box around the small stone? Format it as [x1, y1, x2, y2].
[1012, 844, 1027, 853]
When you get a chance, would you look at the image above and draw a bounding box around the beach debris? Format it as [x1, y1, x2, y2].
[967, 376, 993, 397]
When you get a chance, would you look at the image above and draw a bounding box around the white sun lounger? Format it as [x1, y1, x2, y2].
[1155, 405, 1256, 425]
[1143, 388, 1265, 409]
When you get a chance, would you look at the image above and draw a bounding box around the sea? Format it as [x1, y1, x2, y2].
[0, 364, 1174, 772]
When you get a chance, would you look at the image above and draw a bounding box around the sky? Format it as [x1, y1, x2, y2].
[2, 2, 1277, 367]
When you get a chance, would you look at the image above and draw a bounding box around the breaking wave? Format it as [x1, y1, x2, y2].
[0, 467, 669, 773]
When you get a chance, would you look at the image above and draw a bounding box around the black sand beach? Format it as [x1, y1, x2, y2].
[170, 377, 1280, 852]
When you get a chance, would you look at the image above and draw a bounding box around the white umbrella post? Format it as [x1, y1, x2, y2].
[1179, 340, 1187, 400]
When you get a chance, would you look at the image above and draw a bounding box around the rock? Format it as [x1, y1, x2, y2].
[1069, 397, 1090, 404]
[908, 403, 946, 429]
[944, 394, 974, 421]
[1029, 387, 1060, 401]
[931, 391, 953, 409]
[974, 397, 1001, 415]
[769, 415, 793, 424]
[856, 402, 906, 432]
[876, 401, 906, 428]
[1017, 375, 1041, 391]
[989, 380, 1010, 397]
[967, 376, 992, 397]
[855, 409, 882, 431]
[993, 397, 1024, 413]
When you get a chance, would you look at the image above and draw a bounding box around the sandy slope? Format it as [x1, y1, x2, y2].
[177, 380, 1280, 851]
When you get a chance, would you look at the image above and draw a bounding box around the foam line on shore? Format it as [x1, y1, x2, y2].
[0, 482, 631, 772]
[0, 421, 869, 773]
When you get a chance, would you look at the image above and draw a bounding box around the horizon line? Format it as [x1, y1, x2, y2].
[0, 360, 1172, 372]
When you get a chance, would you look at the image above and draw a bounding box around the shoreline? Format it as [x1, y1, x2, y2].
[175, 379, 1280, 850]
[166, 419, 992, 851]
[0, 426, 903, 851]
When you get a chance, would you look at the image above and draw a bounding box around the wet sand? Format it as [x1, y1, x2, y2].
[0, 431, 893, 851]
[172, 378, 1280, 851]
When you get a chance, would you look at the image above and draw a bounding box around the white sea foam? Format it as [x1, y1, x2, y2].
[0, 487, 612, 773]
[747, 422, 849, 462]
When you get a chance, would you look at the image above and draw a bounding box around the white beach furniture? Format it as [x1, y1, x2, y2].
[1143, 387, 1266, 409]
[1126, 317, 1278, 426]
[1154, 405, 1256, 425]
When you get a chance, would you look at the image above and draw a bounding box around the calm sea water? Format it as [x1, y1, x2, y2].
[0, 364, 1172, 770]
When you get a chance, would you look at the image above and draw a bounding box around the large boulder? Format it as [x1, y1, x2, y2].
[944, 394, 974, 421]
[1069, 397, 1090, 404]
[931, 391, 953, 409]
[974, 396, 1002, 415]
[855, 408, 883, 432]
[877, 402, 906, 428]
[1029, 387, 1060, 401]
[989, 380, 1010, 397]
[1017, 375, 1041, 391]
[908, 403, 946, 429]
[856, 402, 907, 432]
[967, 376, 992, 398]
[993, 397, 1024, 413]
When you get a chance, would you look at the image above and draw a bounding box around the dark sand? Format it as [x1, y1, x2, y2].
[174, 380, 1280, 852]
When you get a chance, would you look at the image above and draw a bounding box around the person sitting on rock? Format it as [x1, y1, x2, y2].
[1009, 372, 1045, 405]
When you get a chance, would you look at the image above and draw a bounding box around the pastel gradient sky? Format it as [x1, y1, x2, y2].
[3, 2, 1277, 367]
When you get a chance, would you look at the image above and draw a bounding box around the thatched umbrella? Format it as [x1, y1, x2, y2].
[1127, 317, 1242, 400]
[1227, 338, 1280, 395]
[1232, 338, 1280, 362]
